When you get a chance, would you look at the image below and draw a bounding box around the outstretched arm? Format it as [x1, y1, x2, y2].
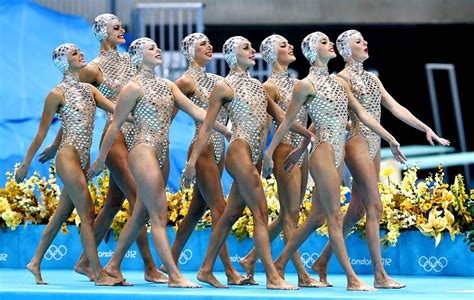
[182, 81, 231, 187]
[340, 77, 407, 164]
[16, 89, 63, 182]
[375, 73, 450, 146]
[87, 82, 140, 179]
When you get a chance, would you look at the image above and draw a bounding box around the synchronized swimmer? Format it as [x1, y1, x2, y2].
[16, 13, 450, 291]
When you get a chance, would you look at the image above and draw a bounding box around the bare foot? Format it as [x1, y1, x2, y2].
[267, 278, 299, 290]
[311, 259, 332, 287]
[239, 256, 255, 277]
[298, 274, 326, 288]
[169, 275, 202, 288]
[347, 277, 376, 291]
[227, 272, 251, 285]
[159, 264, 167, 274]
[144, 268, 168, 284]
[104, 264, 132, 285]
[246, 276, 259, 285]
[27, 261, 47, 285]
[197, 270, 228, 288]
[374, 277, 406, 289]
[74, 260, 95, 281]
[94, 272, 123, 286]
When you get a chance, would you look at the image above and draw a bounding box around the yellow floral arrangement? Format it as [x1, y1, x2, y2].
[364, 165, 473, 249]
[1, 163, 473, 251]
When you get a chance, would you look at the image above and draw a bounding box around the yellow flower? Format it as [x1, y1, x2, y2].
[0, 197, 10, 214]
[381, 167, 394, 178]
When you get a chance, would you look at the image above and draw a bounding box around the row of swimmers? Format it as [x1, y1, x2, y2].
[16, 13, 450, 290]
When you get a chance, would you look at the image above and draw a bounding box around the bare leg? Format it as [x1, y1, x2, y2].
[240, 145, 321, 287]
[312, 138, 404, 288]
[27, 190, 75, 284]
[75, 133, 166, 283]
[168, 144, 245, 284]
[276, 143, 373, 291]
[128, 145, 200, 288]
[104, 197, 149, 284]
[56, 147, 118, 286]
[198, 141, 297, 290]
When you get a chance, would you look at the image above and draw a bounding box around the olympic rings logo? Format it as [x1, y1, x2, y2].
[418, 256, 448, 272]
[178, 249, 193, 265]
[300, 252, 319, 268]
[44, 245, 67, 261]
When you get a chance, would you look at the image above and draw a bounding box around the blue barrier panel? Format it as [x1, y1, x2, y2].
[2, 226, 472, 276]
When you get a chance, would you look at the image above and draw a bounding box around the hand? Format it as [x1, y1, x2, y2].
[15, 164, 29, 183]
[262, 153, 274, 178]
[284, 146, 305, 172]
[224, 130, 233, 142]
[38, 144, 58, 163]
[426, 129, 450, 146]
[86, 159, 105, 180]
[182, 162, 196, 188]
[389, 141, 407, 164]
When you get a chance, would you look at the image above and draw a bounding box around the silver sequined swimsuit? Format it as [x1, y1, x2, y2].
[186, 67, 228, 164]
[305, 66, 348, 169]
[92, 50, 136, 149]
[269, 71, 308, 167]
[129, 69, 174, 168]
[57, 76, 96, 170]
[345, 60, 382, 160]
[224, 71, 267, 165]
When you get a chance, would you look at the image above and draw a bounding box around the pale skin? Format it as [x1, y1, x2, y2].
[307, 32, 449, 288]
[88, 40, 230, 288]
[182, 40, 314, 290]
[15, 47, 120, 286]
[238, 37, 323, 288]
[266, 34, 407, 291]
[161, 37, 248, 286]
[40, 19, 167, 283]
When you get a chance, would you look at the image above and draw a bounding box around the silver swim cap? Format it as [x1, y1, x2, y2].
[52, 43, 78, 73]
[336, 30, 360, 61]
[128, 37, 156, 66]
[259, 34, 285, 65]
[181, 33, 208, 62]
[301, 32, 324, 64]
[92, 13, 120, 42]
[223, 36, 249, 68]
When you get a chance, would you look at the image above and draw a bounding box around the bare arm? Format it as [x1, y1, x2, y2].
[16, 89, 63, 182]
[38, 127, 63, 163]
[182, 81, 232, 187]
[263, 79, 315, 177]
[264, 81, 313, 139]
[375, 74, 449, 146]
[168, 80, 230, 136]
[339, 77, 407, 163]
[87, 82, 140, 179]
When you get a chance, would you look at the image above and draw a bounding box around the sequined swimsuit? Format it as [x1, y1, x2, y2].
[269, 71, 308, 166]
[57, 76, 96, 170]
[129, 69, 174, 168]
[186, 67, 228, 164]
[345, 60, 382, 160]
[91, 50, 136, 149]
[224, 71, 267, 165]
[304, 66, 348, 169]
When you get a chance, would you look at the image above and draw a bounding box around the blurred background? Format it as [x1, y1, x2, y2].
[1, 0, 473, 192]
